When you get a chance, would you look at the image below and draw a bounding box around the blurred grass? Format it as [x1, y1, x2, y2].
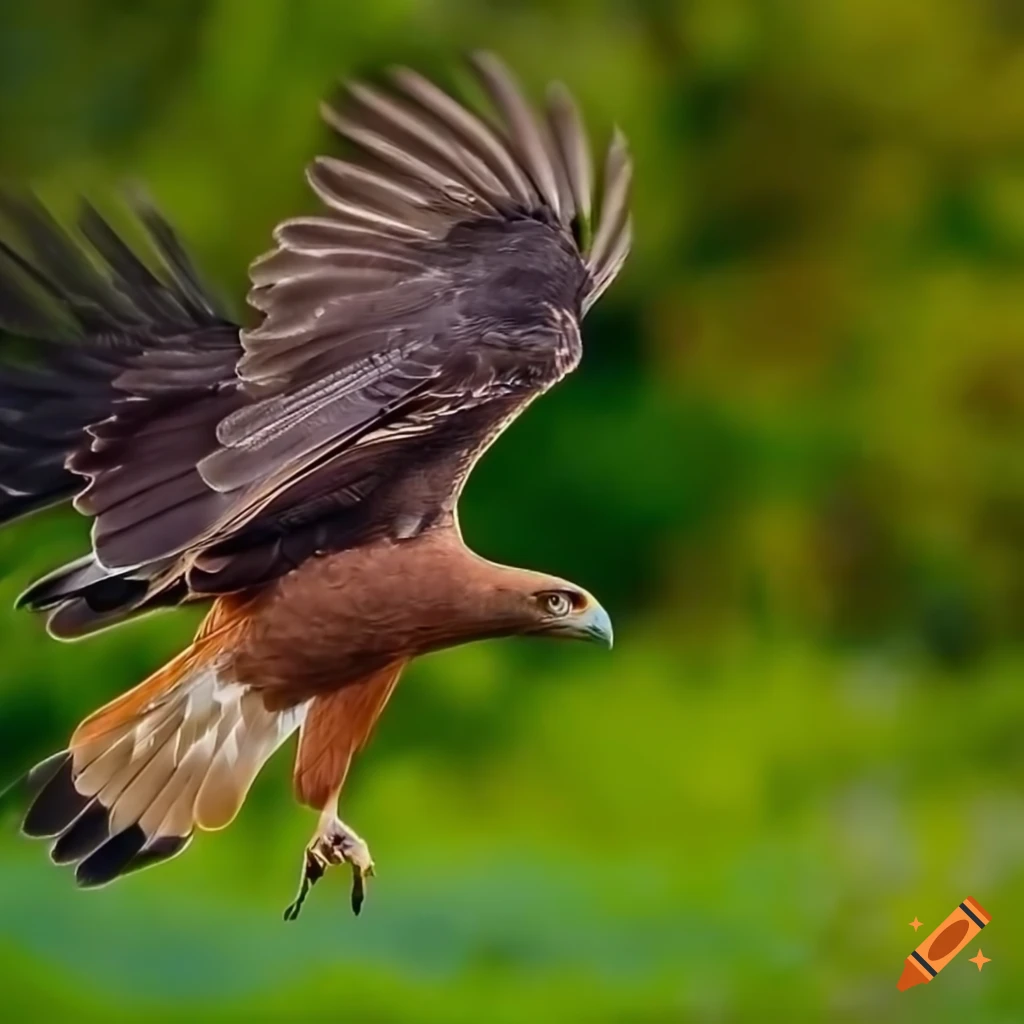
[0, 0, 1022, 1021]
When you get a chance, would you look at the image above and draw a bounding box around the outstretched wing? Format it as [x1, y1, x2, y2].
[186, 53, 632, 592]
[0, 191, 237, 528]
[200, 53, 631, 514]
[1, 53, 632, 636]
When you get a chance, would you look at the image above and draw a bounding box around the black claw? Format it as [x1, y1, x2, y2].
[351, 870, 364, 916]
[283, 849, 325, 922]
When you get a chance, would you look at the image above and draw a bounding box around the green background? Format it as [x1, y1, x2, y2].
[0, 1, 1022, 1020]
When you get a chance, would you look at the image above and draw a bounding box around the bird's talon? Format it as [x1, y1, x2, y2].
[284, 819, 374, 919]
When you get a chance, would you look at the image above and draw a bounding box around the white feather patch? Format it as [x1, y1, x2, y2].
[70, 658, 304, 847]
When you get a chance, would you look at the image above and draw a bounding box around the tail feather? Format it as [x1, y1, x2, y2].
[195, 692, 304, 831]
[142, 733, 219, 838]
[19, 750, 73, 806]
[22, 754, 86, 838]
[17, 600, 305, 885]
[76, 827, 154, 887]
[51, 805, 112, 864]
[103, 711, 187, 836]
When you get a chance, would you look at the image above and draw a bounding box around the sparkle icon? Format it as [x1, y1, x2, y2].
[969, 950, 990, 972]
[909, 917, 923, 931]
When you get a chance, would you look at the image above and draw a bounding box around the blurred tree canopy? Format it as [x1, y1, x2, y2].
[0, 2, 1021, 1022]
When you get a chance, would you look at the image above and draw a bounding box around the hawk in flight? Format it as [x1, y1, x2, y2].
[0, 53, 631, 916]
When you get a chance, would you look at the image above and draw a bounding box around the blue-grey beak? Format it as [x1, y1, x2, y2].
[574, 601, 614, 648]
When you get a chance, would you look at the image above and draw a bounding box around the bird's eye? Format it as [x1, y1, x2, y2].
[543, 592, 573, 617]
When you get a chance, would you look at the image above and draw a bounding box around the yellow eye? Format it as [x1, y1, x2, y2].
[544, 592, 573, 617]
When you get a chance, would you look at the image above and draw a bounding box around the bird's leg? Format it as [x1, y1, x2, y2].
[283, 805, 375, 920]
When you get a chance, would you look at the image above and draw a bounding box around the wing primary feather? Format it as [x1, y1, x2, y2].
[587, 127, 632, 273]
[547, 83, 593, 236]
[390, 66, 537, 208]
[468, 51, 562, 220]
[303, 164, 432, 237]
[323, 102, 492, 214]
[312, 155, 437, 216]
[77, 200, 188, 326]
[342, 82, 507, 204]
[0, 192, 140, 331]
[0, 244, 71, 337]
[584, 215, 632, 314]
[130, 191, 225, 321]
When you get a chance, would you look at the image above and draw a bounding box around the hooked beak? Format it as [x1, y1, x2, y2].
[559, 600, 614, 649]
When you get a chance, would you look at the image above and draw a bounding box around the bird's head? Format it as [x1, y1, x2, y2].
[482, 566, 613, 648]
[528, 583, 614, 647]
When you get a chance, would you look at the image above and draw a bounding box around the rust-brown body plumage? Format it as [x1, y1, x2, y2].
[1, 53, 630, 911]
[236, 529, 577, 694]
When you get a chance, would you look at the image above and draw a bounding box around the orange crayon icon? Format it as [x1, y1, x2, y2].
[897, 897, 991, 991]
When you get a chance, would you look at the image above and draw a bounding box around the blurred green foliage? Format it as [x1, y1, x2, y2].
[0, 1, 1022, 1021]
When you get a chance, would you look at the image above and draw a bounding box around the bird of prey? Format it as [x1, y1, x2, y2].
[0, 53, 631, 917]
